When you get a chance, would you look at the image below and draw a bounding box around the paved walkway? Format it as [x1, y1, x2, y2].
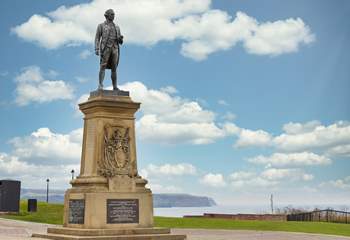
[1, 218, 350, 240]
[172, 228, 350, 240]
[0, 218, 49, 240]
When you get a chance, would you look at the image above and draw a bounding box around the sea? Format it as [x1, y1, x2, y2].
[154, 205, 269, 217]
[154, 204, 350, 217]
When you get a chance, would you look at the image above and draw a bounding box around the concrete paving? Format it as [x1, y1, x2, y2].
[1, 217, 350, 240]
[0, 218, 50, 240]
[172, 228, 350, 240]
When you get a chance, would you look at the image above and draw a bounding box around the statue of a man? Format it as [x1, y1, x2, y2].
[95, 9, 123, 90]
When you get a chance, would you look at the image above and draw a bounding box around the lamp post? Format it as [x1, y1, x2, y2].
[270, 194, 274, 214]
[46, 178, 50, 203]
[71, 169, 75, 180]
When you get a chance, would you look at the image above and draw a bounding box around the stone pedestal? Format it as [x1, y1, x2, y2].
[32, 90, 186, 240]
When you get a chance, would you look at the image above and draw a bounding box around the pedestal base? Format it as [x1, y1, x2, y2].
[63, 189, 153, 229]
[30, 91, 186, 239]
[63, 175, 154, 229]
[32, 227, 186, 239]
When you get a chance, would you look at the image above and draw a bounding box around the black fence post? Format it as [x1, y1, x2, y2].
[319, 211, 321, 222]
[344, 212, 346, 224]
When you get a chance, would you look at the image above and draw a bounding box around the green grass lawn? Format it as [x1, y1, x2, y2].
[155, 216, 350, 237]
[1, 201, 350, 237]
[1, 201, 64, 225]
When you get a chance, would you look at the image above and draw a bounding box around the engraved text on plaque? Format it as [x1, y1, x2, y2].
[69, 199, 85, 224]
[107, 199, 139, 223]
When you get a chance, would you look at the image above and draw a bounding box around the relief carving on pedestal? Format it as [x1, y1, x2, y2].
[98, 124, 131, 177]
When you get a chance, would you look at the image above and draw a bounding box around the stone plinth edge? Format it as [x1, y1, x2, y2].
[32, 226, 186, 239]
[79, 91, 140, 116]
[47, 227, 170, 236]
[91, 89, 130, 97]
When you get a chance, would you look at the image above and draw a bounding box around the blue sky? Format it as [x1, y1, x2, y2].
[0, 0, 349, 207]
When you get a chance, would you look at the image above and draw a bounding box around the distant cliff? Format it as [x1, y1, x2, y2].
[21, 189, 216, 207]
[153, 194, 216, 207]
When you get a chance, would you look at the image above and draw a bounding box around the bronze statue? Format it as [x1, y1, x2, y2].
[95, 9, 123, 90]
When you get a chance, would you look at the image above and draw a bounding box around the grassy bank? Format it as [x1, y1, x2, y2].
[155, 216, 350, 237]
[1, 201, 63, 224]
[1, 201, 350, 237]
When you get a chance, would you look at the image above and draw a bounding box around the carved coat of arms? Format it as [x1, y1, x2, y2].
[98, 125, 131, 177]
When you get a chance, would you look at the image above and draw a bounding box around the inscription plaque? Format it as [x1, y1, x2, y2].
[68, 199, 85, 224]
[107, 199, 139, 223]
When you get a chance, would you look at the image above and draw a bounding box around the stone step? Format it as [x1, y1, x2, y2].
[47, 227, 171, 236]
[32, 232, 186, 240]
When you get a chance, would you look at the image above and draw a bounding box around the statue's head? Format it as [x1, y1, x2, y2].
[104, 9, 115, 21]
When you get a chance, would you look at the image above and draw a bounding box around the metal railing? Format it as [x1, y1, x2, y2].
[287, 209, 350, 224]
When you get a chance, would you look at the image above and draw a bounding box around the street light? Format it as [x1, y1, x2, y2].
[71, 169, 75, 180]
[46, 178, 50, 203]
[270, 194, 274, 214]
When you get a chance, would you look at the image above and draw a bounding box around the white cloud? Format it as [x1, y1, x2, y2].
[139, 165, 185, 193]
[12, 0, 314, 60]
[229, 171, 255, 181]
[222, 112, 236, 121]
[122, 81, 214, 124]
[234, 128, 272, 148]
[119, 81, 234, 144]
[12, 14, 90, 49]
[11, 0, 209, 49]
[200, 173, 226, 187]
[142, 163, 197, 177]
[232, 121, 350, 158]
[137, 115, 227, 144]
[79, 49, 92, 59]
[326, 144, 350, 157]
[221, 122, 240, 135]
[160, 86, 178, 94]
[10, 127, 82, 165]
[148, 183, 182, 193]
[76, 93, 89, 105]
[248, 152, 331, 167]
[0, 152, 79, 188]
[218, 100, 228, 106]
[177, 10, 314, 60]
[14, 66, 74, 106]
[73, 93, 90, 117]
[0, 152, 31, 175]
[320, 176, 350, 190]
[0, 126, 82, 189]
[261, 168, 313, 181]
[282, 120, 322, 135]
[228, 167, 314, 189]
[47, 69, 59, 78]
[273, 121, 350, 152]
[75, 76, 89, 83]
[243, 17, 315, 55]
[228, 170, 277, 189]
[231, 177, 278, 189]
[76, 81, 236, 144]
